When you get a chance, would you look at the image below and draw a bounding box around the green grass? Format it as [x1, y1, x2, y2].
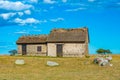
[0, 55, 120, 80]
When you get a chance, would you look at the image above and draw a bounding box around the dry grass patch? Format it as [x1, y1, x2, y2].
[0, 55, 120, 80]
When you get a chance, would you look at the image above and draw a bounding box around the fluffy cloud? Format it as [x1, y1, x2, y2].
[0, 10, 32, 20]
[0, 1, 33, 11]
[18, 12, 24, 16]
[14, 31, 29, 34]
[24, 10, 31, 15]
[50, 18, 64, 22]
[30, 0, 38, 3]
[14, 18, 40, 25]
[43, 0, 56, 4]
[65, 7, 87, 12]
[0, 12, 16, 20]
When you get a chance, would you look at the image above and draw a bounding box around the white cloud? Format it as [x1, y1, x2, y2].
[62, 0, 67, 3]
[50, 18, 64, 22]
[30, 0, 38, 3]
[17, 10, 31, 16]
[0, 12, 16, 20]
[18, 12, 24, 16]
[33, 30, 41, 32]
[88, 0, 95, 2]
[43, 0, 56, 4]
[40, 20, 47, 23]
[15, 31, 29, 34]
[69, 3, 88, 6]
[65, 7, 87, 12]
[0, 1, 33, 11]
[14, 18, 40, 25]
[24, 10, 31, 15]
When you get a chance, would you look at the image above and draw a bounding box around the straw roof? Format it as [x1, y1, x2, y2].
[16, 28, 89, 44]
[47, 28, 88, 43]
[16, 35, 47, 44]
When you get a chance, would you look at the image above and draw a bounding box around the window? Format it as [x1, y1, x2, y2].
[37, 46, 42, 52]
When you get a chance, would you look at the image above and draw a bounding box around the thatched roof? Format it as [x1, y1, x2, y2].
[16, 35, 48, 44]
[16, 28, 89, 44]
[47, 28, 88, 43]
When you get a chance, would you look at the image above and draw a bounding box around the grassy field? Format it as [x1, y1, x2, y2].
[0, 55, 120, 80]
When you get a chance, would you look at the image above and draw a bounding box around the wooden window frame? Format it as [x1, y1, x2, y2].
[37, 46, 42, 52]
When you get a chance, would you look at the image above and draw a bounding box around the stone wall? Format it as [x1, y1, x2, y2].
[27, 44, 47, 56]
[63, 43, 86, 57]
[17, 44, 47, 56]
[18, 42, 89, 57]
[47, 43, 88, 57]
[47, 43, 56, 57]
[17, 45, 22, 55]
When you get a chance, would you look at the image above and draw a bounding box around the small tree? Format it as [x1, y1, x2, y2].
[9, 49, 17, 56]
[96, 48, 112, 55]
[105, 49, 112, 54]
[96, 48, 105, 54]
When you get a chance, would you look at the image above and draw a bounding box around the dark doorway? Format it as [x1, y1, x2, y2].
[22, 44, 27, 55]
[56, 44, 63, 57]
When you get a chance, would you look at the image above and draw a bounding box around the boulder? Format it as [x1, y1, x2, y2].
[15, 59, 25, 65]
[109, 64, 113, 67]
[47, 61, 59, 66]
[106, 56, 112, 61]
[100, 60, 109, 66]
[93, 57, 111, 66]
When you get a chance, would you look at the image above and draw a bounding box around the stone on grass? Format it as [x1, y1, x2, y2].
[93, 56, 112, 66]
[93, 58, 99, 64]
[15, 59, 25, 65]
[47, 61, 59, 66]
[109, 64, 113, 67]
[106, 56, 112, 61]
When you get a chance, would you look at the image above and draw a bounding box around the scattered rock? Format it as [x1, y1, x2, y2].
[93, 55, 112, 66]
[106, 56, 112, 61]
[15, 59, 25, 65]
[109, 64, 113, 67]
[47, 61, 59, 66]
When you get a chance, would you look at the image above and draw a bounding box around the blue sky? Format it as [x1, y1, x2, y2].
[0, 0, 120, 54]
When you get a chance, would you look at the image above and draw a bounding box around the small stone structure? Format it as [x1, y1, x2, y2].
[16, 27, 90, 57]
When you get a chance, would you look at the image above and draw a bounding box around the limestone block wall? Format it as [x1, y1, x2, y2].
[47, 43, 88, 57]
[63, 43, 86, 57]
[17, 45, 22, 55]
[27, 44, 47, 56]
[47, 43, 56, 57]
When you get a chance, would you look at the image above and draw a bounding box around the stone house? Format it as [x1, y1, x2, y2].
[16, 35, 47, 56]
[16, 27, 89, 57]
